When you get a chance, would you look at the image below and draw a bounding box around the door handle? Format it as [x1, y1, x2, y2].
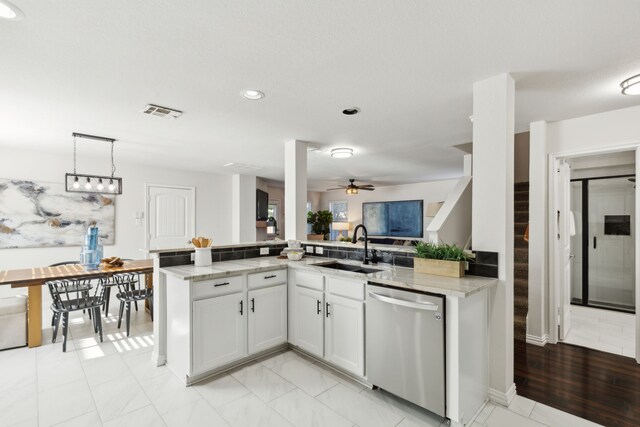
[316, 299, 321, 315]
[239, 300, 243, 315]
[251, 298, 255, 312]
[368, 291, 439, 311]
[326, 302, 331, 317]
[593, 236, 597, 249]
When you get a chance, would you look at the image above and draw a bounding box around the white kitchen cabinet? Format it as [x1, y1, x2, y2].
[248, 284, 287, 354]
[325, 293, 365, 376]
[295, 286, 324, 358]
[192, 292, 246, 375]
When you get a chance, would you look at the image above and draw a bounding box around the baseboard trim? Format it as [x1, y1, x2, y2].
[526, 333, 549, 346]
[489, 383, 517, 407]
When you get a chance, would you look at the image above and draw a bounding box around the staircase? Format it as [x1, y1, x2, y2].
[514, 182, 529, 342]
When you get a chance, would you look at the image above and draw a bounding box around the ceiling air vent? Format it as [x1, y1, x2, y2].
[141, 104, 183, 119]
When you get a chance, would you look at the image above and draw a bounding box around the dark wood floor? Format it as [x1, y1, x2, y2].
[515, 340, 640, 427]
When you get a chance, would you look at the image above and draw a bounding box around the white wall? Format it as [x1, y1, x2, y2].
[528, 104, 640, 346]
[427, 177, 472, 247]
[318, 179, 459, 240]
[0, 147, 233, 295]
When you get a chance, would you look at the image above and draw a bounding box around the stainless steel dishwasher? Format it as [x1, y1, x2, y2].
[366, 283, 446, 417]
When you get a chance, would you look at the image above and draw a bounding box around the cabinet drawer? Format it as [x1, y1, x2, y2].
[248, 269, 287, 289]
[326, 276, 365, 300]
[295, 270, 324, 291]
[193, 276, 242, 299]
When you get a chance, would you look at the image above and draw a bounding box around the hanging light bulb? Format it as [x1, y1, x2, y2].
[84, 177, 92, 190]
[96, 178, 104, 191]
[108, 179, 115, 192]
[72, 176, 80, 189]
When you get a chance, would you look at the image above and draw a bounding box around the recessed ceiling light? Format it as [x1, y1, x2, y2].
[330, 148, 354, 158]
[0, 0, 24, 20]
[621, 74, 640, 95]
[242, 90, 265, 100]
[342, 108, 360, 115]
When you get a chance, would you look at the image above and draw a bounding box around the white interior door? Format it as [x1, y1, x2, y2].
[147, 185, 195, 249]
[555, 161, 572, 340]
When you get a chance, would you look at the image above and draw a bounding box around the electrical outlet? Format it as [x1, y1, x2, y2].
[260, 247, 270, 255]
[316, 246, 324, 255]
[305, 246, 314, 254]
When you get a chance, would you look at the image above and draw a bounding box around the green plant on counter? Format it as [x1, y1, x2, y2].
[414, 242, 473, 261]
[307, 210, 334, 239]
[339, 235, 351, 242]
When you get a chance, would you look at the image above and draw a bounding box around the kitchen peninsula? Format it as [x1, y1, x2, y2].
[149, 241, 497, 426]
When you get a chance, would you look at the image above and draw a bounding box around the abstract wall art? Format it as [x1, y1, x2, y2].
[363, 199, 423, 238]
[0, 179, 115, 248]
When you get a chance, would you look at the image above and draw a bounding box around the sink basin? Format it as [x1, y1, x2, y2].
[317, 262, 382, 275]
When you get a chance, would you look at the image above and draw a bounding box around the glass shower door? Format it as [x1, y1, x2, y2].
[588, 177, 635, 312]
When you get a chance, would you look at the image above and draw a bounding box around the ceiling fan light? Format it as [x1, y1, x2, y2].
[621, 74, 640, 95]
[346, 187, 358, 195]
[331, 148, 353, 159]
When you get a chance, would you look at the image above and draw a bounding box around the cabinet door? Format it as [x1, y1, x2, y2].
[192, 292, 246, 374]
[295, 287, 324, 358]
[325, 294, 364, 376]
[248, 284, 287, 354]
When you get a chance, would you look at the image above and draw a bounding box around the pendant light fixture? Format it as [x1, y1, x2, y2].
[65, 132, 123, 194]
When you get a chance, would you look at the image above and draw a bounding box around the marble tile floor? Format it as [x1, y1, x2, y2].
[0, 308, 603, 427]
[563, 305, 635, 357]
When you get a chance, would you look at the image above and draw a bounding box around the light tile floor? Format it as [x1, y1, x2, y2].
[0, 307, 603, 427]
[563, 305, 635, 357]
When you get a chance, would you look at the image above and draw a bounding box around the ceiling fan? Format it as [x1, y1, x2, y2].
[326, 179, 375, 195]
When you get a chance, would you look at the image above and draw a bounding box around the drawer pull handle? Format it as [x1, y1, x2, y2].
[264, 274, 277, 279]
[214, 282, 230, 287]
[239, 300, 243, 315]
[251, 298, 255, 312]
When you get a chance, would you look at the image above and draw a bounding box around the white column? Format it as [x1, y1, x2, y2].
[463, 154, 473, 176]
[231, 174, 256, 243]
[472, 73, 516, 406]
[284, 140, 308, 240]
[527, 121, 549, 345]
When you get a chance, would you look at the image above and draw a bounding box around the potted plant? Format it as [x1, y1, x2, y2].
[307, 210, 333, 240]
[413, 242, 473, 278]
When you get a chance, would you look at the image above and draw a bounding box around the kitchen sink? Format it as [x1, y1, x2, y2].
[317, 262, 382, 275]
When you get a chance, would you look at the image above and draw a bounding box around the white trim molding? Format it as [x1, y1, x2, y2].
[488, 383, 517, 407]
[525, 334, 549, 346]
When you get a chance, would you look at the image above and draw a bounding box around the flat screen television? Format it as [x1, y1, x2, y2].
[362, 200, 423, 238]
[256, 189, 269, 220]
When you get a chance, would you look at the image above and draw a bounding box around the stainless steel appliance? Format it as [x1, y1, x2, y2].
[366, 283, 446, 417]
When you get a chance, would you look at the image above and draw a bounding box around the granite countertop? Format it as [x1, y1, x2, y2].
[160, 256, 497, 298]
[143, 240, 416, 255]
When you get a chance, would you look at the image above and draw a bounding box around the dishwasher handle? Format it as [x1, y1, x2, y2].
[368, 291, 439, 311]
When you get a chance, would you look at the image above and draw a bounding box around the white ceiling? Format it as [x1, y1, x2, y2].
[1, 0, 640, 191]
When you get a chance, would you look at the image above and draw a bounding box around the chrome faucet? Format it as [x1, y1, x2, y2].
[351, 224, 370, 265]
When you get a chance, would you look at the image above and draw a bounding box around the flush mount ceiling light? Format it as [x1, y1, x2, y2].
[0, 0, 24, 20]
[342, 107, 360, 115]
[65, 133, 123, 195]
[621, 74, 640, 95]
[330, 148, 354, 158]
[242, 89, 265, 100]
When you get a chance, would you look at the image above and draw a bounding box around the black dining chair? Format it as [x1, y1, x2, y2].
[114, 272, 153, 337]
[48, 261, 94, 326]
[47, 278, 106, 352]
[102, 259, 137, 318]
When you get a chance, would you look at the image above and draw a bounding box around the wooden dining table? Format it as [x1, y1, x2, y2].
[0, 259, 154, 348]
